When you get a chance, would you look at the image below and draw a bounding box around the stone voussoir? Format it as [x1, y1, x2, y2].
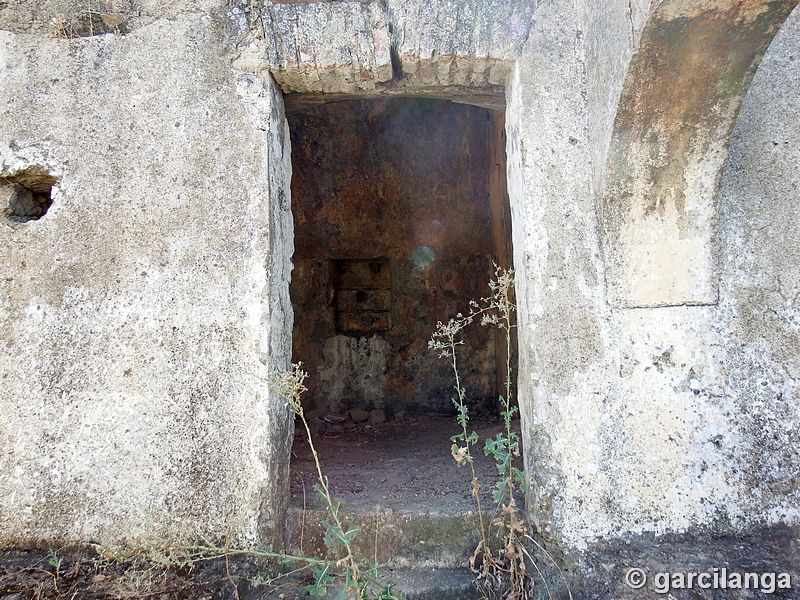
[243, 0, 537, 96]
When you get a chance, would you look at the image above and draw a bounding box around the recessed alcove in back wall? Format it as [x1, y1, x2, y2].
[289, 98, 513, 415]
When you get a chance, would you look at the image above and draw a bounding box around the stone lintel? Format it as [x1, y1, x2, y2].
[242, 0, 535, 99]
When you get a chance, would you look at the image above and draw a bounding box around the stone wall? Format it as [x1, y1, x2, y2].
[0, 13, 293, 547]
[716, 5, 800, 525]
[508, 0, 800, 552]
[506, 0, 630, 547]
[0, 0, 798, 560]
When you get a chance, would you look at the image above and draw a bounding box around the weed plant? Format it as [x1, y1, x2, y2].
[92, 363, 401, 599]
[430, 265, 571, 600]
[269, 364, 402, 599]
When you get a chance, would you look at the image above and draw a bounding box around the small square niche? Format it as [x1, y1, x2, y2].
[332, 258, 391, 333]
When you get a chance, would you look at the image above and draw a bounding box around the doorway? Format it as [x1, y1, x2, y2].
[286, 97, 515, 518]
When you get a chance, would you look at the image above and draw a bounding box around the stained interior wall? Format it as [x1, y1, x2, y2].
[289, 98, 504, 415]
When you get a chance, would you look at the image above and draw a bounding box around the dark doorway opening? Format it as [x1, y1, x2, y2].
[286, 97, 515, 524]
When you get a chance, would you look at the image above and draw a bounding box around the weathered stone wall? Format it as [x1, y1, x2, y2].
[0, 0, 232, 36]
[506, 0, 630, 547]
[0, 0, 798, 560]
[289, 98, 497, 415]
[0, 14, 293, 547]
[575, 7, 800, 586]
[716, 4, 800, 524]
[509, 0, 800, 552]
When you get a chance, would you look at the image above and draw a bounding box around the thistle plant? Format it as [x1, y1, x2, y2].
[430, 265, 534, 599]
[429, 311, 490, 564]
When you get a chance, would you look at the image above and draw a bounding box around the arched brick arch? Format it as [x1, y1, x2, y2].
[602, 0, 798, 308]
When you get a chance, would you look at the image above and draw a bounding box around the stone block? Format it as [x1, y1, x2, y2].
[336, 311, 391, 333]
[369, 409, 386, 424]
[336, 289, 391, 312]
[260, 2, 393, 94]
[334, 258, 390, 290]
[350, 408, 371, 423]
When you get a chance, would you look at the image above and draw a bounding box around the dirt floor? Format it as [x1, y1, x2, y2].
[0, 548, 231, 599]
[3, 415, 800, 600]
[289, 414, 521, 514]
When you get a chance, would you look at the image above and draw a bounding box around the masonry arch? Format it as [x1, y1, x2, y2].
[602, 0, 799, 309]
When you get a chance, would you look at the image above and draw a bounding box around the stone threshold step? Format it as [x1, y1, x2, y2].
[247, 567, 482, 600]
[286, 504, 485, 570]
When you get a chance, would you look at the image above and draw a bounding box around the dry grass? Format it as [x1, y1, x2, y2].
[47, 0, 132, 38]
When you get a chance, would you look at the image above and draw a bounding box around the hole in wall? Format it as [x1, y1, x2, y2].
[285, 96, 518, 519]
[1, 166, 57, 223]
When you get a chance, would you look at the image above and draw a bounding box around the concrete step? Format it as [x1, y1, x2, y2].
[246, 566, 481, 600]
[382, 568, 480, 600]
[286, 503, 484, 570]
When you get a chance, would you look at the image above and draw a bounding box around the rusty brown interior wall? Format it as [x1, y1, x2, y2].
[289, 98, 498, 415]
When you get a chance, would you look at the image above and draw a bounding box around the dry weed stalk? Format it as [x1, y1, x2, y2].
[431, 264, 570, 600]
[48, 0, 129, 38]
[91, 364, 401, 599]
[268, 363, 401, 599]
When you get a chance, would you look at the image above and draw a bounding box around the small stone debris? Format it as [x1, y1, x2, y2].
[305, 407, 326, 421]
[369, 409, 386, 424]
[349, 408, 371, 423]
[321, 413, 347, 424]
